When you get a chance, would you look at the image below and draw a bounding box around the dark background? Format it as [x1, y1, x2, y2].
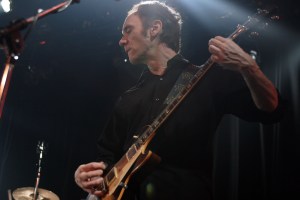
[0, 0, 299, 199]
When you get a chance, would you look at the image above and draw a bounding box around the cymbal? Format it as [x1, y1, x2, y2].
[12, 187, 59, 200]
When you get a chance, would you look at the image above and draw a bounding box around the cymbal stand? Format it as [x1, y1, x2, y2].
[7, 189, 12, 200]
[33, 141, 46, 200]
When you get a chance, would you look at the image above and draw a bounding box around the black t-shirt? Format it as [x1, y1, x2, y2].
[96, 54, 283, 200]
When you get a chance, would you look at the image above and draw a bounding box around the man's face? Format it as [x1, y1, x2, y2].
[119, 14, 152, 65]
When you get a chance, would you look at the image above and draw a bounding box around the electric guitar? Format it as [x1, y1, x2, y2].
[86, 8, 275, 200]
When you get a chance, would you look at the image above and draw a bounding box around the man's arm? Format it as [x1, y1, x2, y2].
[208, 36, 278, 112]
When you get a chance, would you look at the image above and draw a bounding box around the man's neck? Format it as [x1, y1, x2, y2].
[146, 44, 177, 76]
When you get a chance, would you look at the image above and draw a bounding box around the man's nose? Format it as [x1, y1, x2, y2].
[119, 36, 127, 46]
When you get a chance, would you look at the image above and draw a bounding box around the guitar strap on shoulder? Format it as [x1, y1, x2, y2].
[163, 64, 199, 105]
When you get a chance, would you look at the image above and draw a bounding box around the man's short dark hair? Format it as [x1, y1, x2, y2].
[128, 1, 182, 53]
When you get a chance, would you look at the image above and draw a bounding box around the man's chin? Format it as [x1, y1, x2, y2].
[128, 57, 141, 65]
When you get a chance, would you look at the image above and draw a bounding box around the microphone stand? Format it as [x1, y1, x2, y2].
[0, 0, 80, 118]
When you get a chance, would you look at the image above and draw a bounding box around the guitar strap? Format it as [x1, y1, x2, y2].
[163, 63, 199, 105]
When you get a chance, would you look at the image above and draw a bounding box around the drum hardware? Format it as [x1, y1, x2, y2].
[12, 141, 59, 200]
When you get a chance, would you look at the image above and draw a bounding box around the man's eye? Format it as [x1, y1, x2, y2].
[125, 28, 132, 34]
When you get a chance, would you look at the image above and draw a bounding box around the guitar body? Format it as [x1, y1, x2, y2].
[86, 150, 161, 200]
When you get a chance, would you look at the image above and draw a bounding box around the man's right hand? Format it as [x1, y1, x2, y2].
[74, 162, 108, 197]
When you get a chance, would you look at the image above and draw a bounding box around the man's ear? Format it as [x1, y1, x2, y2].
[150, 20, 162, 39]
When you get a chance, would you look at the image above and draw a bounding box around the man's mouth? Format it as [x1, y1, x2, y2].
[125, 48, 131, 54]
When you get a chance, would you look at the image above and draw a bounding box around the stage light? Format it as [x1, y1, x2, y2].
[1, 0, 11, 13]
[177, 0, 251, 30]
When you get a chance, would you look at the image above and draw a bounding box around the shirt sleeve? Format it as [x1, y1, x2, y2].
[96, 97, 128, 169]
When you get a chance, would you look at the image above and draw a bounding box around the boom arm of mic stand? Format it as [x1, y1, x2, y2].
[0, 0, 80, 37]
[0, 0, 80, 119]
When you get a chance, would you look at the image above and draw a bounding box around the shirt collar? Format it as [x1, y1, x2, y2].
[141, 54, 190, 80]
[167, 54, 190, 69]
